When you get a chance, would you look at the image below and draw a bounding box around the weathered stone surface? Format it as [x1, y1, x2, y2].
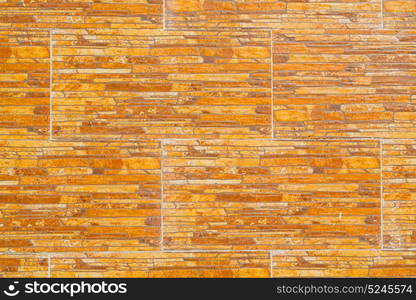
[52, 29, 271, 140]
[1, 1, 415, 278]
[273, 29, 416, 139]
[50, 252, 270, 277]
[163, 139, 381, 250]
[0, 29, 50, 140]
[166, 0, 382, 30]
[272, 250, 416, 277]
[0, 254, 48, 277]
[383, 139, 416, 249]
[0, 140, 161, 252]
[384, 0, 416, 29]
[0, 0, 162, 29]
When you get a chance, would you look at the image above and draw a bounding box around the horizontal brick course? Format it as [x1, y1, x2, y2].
[272, 250, 416, 277]
[0, 140, 161, 252]
[163, 139, 381, 250]
[272, 29, 416, 139]
[50, 252, 270, 277]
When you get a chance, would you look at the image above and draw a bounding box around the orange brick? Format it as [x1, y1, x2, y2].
[163, 139, 381, 250]
[50, 252, 270, 278]
[383, 139, 416, 249]
[273, 29, 416, 139]
[166, 0, 382, 30]
[0, 254, 48, 277]
[52, 30, 271, 140]
[0, 29, 50, 140]
[272, 250, 416, 277]
[0, 140, 161, 252]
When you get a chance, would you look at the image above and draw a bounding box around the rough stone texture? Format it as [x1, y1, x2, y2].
[0, 1, 415, 278]
[0, 0, 163, 29]
[384, 0, 416, 29]
[0, 29, 50, 140]
[166, 0, 382, 30]
[163, 139, 381, 250]
[383, 139, 416, 249]
[0, 254, 48, 277]
[52, 29, 271, 140]
[0, 140, 161, 252]
[50, 252, 270, 277]
[272, 250, 416, 277]
[273, 29, 416, 139]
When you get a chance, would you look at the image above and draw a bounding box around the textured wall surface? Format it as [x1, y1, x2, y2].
[0, 0, 415, 278]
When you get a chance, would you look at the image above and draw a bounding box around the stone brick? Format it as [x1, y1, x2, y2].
[50, 252, 270, 277]
[52, 29, 271, 140]
[0, 140, 161, 252]
[272, 250, 416, 277]
[166, 0, 382, 30]
[383, 139, 416, 249]
[0, 254, 48, 277]
[384, 0, 416, 29]
[273, 29, 416, 139]
[0, 29, 50, 140]
[163, 139, 381, 250]
[0, 0, 162, 29]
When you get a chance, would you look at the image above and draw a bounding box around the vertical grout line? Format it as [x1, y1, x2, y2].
[49, 30, 53, 140]
[269, 251, 273, 278]
[160, 140, 164, 251]
[380, 139, 384, 249]
[47, 254, 51, 278]
[270, 29, 274, 139]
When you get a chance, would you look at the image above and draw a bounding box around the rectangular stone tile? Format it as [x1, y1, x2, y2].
[383, 139, 416, 249]
[384, 0, 416, 29]
[273, 29, 416, 139]
[50, 252, 270, 277]
[0, 29, 50, 140]
[166, 0, 382, 30]
[272, 250, 416, 277]
[163, 139, 381, 250]
[0, 0, 162, 29]
[52, 29, 271, 140]
[0, 139, 161, 252]
[0, 254, 48, 277]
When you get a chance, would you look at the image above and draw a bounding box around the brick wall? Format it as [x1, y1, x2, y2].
[0, 0, 415, 277]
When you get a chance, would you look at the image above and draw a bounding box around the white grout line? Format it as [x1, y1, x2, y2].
[49, 30, 53, 141]
[270, 29, 274, 139]
[160, 140, 165, 251]
[269, 251, 273, 278]
[380, 139, 384, 249]
[382, 248, 416, 251]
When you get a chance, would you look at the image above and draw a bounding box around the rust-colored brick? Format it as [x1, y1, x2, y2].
[163, 139, 381, 250]
[52, 29, 271, 140]
[0, 140, 161, 252]
[272, 250, 416, 277]
[50, 252, 270, 277]
[0, 1, 415, 278]
[0, 29, 50, 139]
[166, 0, 382, 29]
[383, 139, 416, 249]
[272, 29, 416, 139]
